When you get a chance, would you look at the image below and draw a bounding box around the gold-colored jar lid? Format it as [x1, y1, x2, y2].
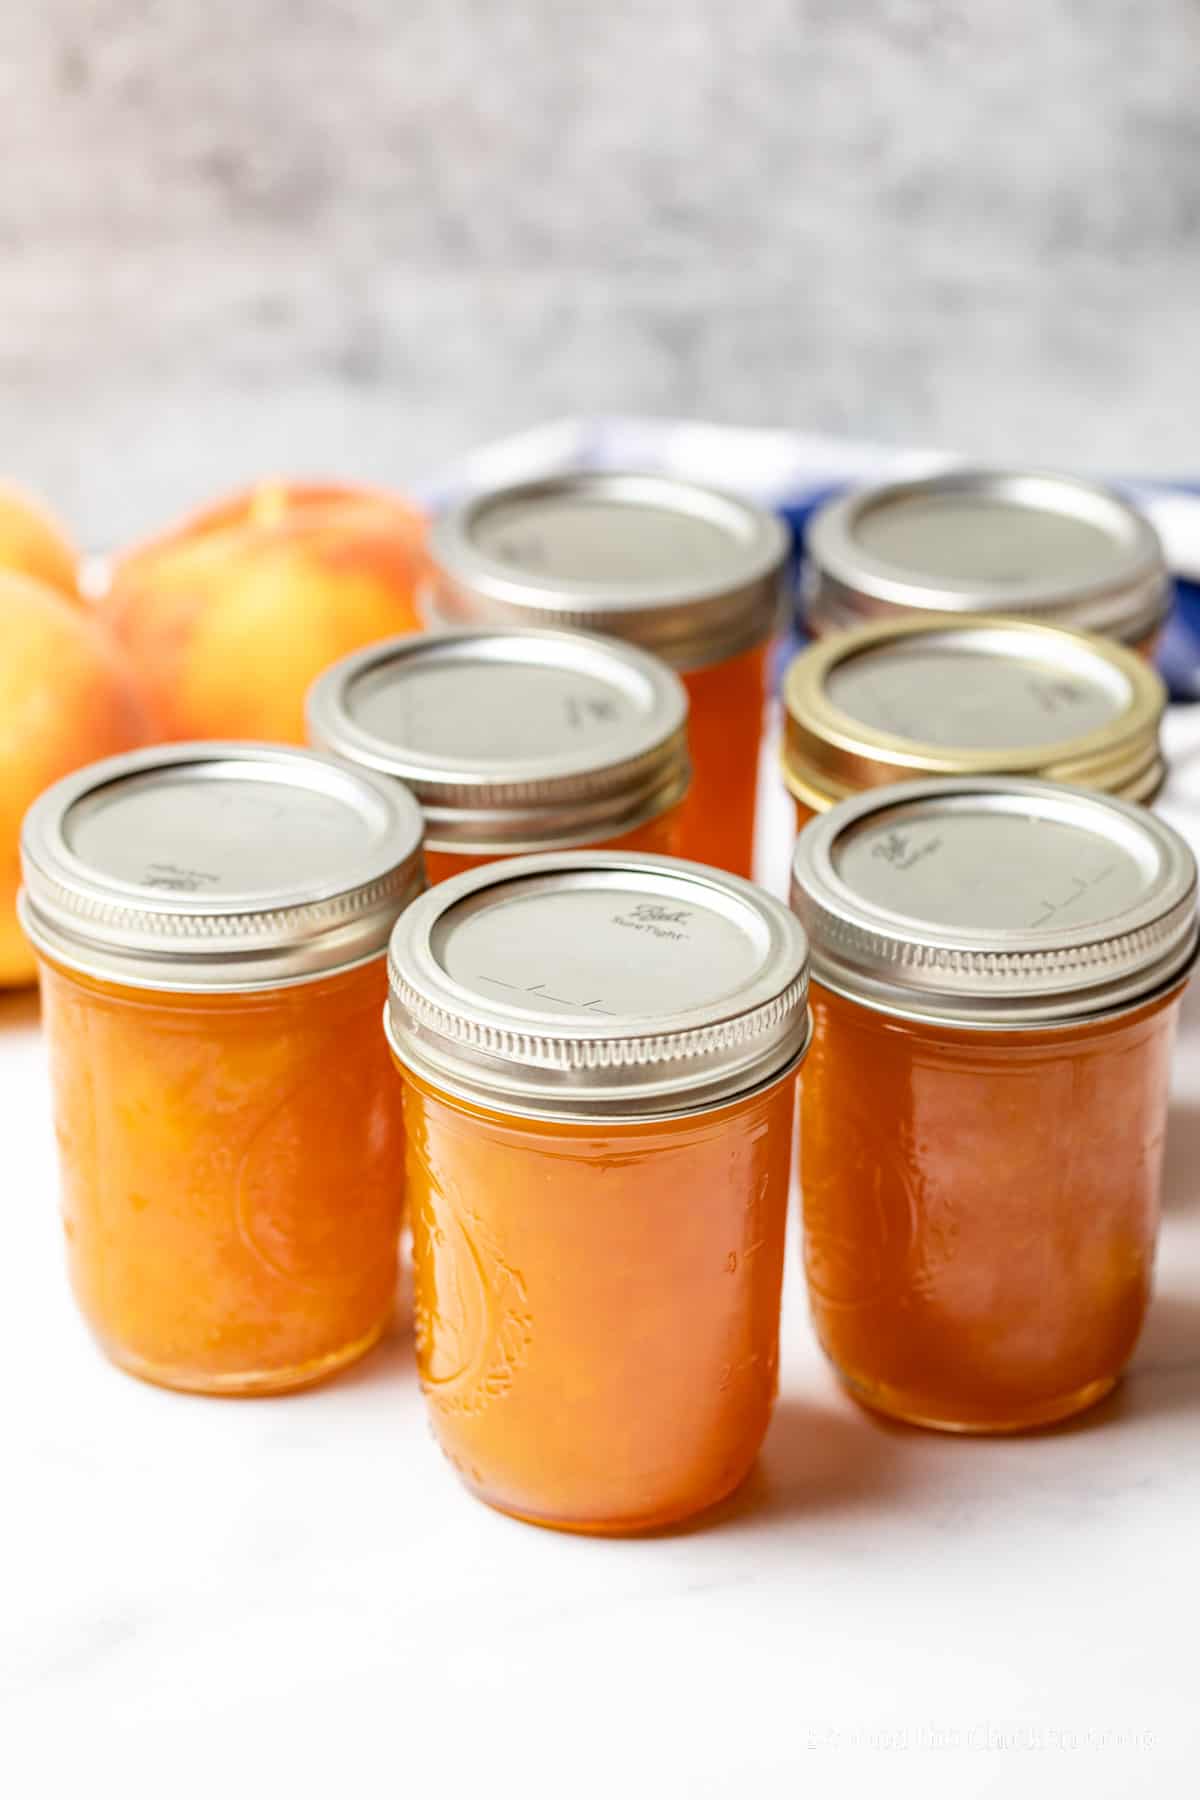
[781, 616, 1167, 812]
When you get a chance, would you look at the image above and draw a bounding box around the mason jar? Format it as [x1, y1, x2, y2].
[782, 615, 1167, 832]
[19, 743, 425, 1395]
[805, 469, 1170, 654]
[307, 626, 689, 882]
[790, 776, 1197, 1432]
[386, 852, 811, 1532]
[424, 472, 789, 878]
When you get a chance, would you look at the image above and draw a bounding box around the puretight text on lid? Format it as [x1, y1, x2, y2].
[782, 617, 1167, 810]
[426, 471, 790, 671]
[19, 742, 426, 991]
[386, 851, 810, 1120]
[307, 627, 689, 853]
[805, 469, 1169, 646]
[790, 777, 1198, 1028]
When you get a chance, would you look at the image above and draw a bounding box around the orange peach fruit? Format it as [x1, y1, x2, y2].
[0, 480, 80, 599]
[1, 573, 148, 985]
[103, 480, 427, 743]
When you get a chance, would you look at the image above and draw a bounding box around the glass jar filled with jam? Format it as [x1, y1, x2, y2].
[20, 743, 425, 1395]
[805, 469, 1170, 655]
[424, 473, 789, 878]
[790, 776, 1197, 1432]
[307, 626, 689, 883]
[386, 852, 811, 1533]
[782, 615, 1167, 831]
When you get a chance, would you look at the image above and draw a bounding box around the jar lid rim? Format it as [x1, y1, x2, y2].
[806, 467, 1169, 643]
[20, 741, 426, 991]
[306, 626, 690, 847]
[781, 615, 1166, 805]
[427, 470, 789, 670]
[387, 850, 810, 1118]
[789, 775, 1198, 1026]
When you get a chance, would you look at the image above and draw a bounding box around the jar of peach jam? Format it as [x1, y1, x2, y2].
[425, 473, 789, 878]
[790, 776, 1198, 1433]
[782, 615, 1167, 832]
[307, 626, 689, 883]
[385, 852, 811, 1533]
[805, 469, 1170, 654]
[19, 743, 425, 1396]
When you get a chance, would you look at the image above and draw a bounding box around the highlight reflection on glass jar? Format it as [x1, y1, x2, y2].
[790, 778, 1198, 1433]
[19, 743, 425, 1395]
[424, 473, 789, 879]
[386, 853, 811, 1533]
[307, 626, 690, 882]
[805, 469, 1170, 655]
[781, 615, 1168, 836]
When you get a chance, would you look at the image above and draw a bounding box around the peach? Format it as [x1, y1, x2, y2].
[0, 480, 79, 599]
[103, 480, 427, 743]
[1, 573, 148, 985]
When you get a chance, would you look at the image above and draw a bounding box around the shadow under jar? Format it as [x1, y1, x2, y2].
[789, 776, 1198, 1434]
[423, 473, 790, 879]
[385, 852, 811, 1533]
[19, 743, 425, 1395]
[307, 625, 690, 882]
[805, 468, 1171, 658]
[781, 614, 1168, 834]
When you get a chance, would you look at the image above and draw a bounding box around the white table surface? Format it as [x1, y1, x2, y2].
[4, 709, 1200, 1800]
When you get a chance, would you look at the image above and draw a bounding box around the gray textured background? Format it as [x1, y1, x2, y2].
[3, 1, 1198, 544]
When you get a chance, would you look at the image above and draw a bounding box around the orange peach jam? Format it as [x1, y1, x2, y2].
[20, 742, 425, 1395]
[802, 984, 1181, 1431]
[39, 957, 402, 1394]
[424, 472, 789, 879]
[790, 776, 1197, 1432]
[386, 852, 810, 1532]
[402, 1066, 797, 1532]
[307, 627, 689, 883]
[678, 640, 771, 879]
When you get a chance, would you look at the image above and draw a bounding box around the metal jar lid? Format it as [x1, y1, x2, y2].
[19, 742, 426, 992]
[386, 852, 811, 1120]
[425, 471, 790, 671]
[307, 627, 689, 855]
[790, 776, 1198, 1029]
[805, 469, 1170, 647]
[782, 616, 1167, 810]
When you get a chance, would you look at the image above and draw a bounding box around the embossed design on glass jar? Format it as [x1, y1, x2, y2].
[235, 1044, 402, 1296]
[409, 1141, 533, 1419]
[803, 1129, 921, 1310]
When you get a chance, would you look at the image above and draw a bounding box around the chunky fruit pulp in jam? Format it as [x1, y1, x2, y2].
[39, 955, 405, 1395]
[398, 1063, 798, 1532]
[799, 981, 1181, 1431]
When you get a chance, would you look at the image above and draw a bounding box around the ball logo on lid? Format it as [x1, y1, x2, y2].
[870, 830, 942, 874]
[612, 900, 694, 941]
[143, 861, 222, 893]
